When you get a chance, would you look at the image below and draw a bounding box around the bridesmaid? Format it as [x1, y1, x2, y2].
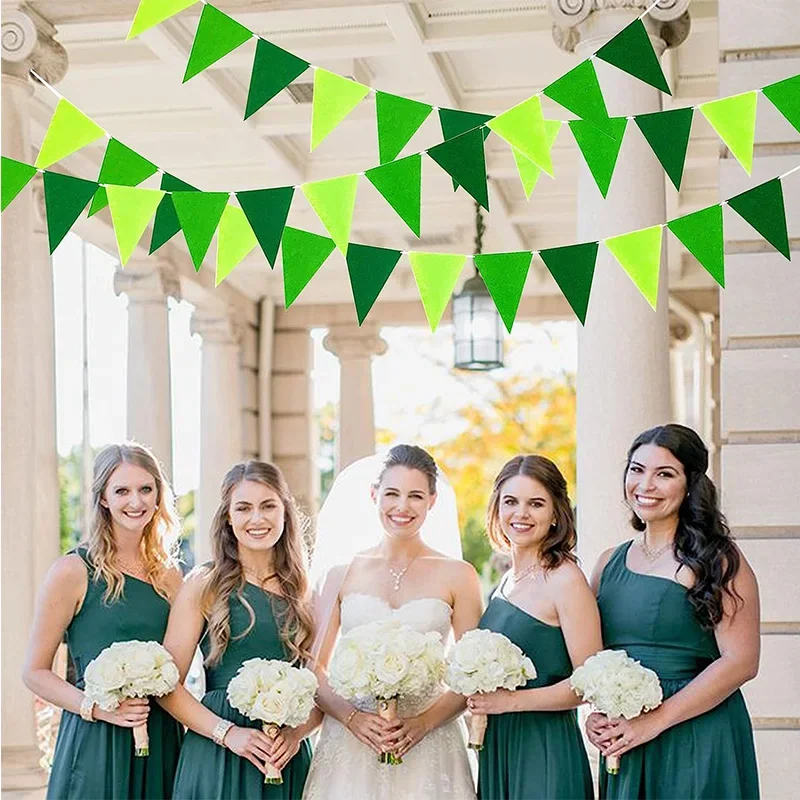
[161, 461, 321, 799]
[468, 455, 600, 800]
[23, 442, 184, 799]
[587, 424, 760, 798]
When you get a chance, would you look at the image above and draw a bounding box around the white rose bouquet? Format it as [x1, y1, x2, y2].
[227, 658, 318, 784]
[83, 640, 180, 757]
[328, 618, 445, 765]
[445, 628, 537, 750]
[570, 649, 663, 774]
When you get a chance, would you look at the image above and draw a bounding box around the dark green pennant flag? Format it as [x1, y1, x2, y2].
[171, 191, 229, 270]
[438, 108, 493, 190]
[365, 154, 421, 237]
[245, 38, 309, 120]
[762, 74, 800, 135]
[346, 243, 402, 324]
[538, 241, 599, 325]
[634, 107, 694, 191]
[570, 117, 628, 198]
[90, 138, 159, 216]
[43, 171, 99, 254]
[149, 172, 198, 254]
[473, 251, 533, 333]
[376, 92, 432, 164]
[427, 128, 489, 210]
[184, 4, 252, 82]
[1, 157, 37, 211]
[236, 186, 294, 267]
[544, 60, 610, 133]
[281, 226, 336, 307]
[596, 18, 671, 95]
[727, 178, 791, 260]
[667, 205, 725, 287]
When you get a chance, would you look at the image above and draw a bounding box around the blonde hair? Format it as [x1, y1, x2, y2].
[85, 442, 180, 603]
[200, 461, 314, 667]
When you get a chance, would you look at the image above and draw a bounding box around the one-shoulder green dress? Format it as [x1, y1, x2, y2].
[172, 582, 312, 799]
[597, 541, 759, 799]
[476, 579, 593, 800]
[47, 547, 183, 799]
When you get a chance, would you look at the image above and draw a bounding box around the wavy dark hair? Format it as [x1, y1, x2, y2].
[626, 424, 741, 629]
[373, 444, 438, 494]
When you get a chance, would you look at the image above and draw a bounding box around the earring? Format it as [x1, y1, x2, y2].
[550, 520, 557, 529]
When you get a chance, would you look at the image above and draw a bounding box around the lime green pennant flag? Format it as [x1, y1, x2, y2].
[35, 99, 106, 169]
[184, 4, 252, 82]
[538, 241, 599, 325]
[544, 60, 610, 132]
[281, 226, 336, 308]
[438, 108, 493, 191]
[376, 92, 432, 164]
[365, 154, 422, 237]
[762, 74, 800, 135]
[311, 69, 370, 151]
[474, 251, 533, 332]
[699, 92, 757, 175]
[301, 174, 358, 256]
[106, 185, 164, 266]
[512, 120, 562, 199]
[171, 191, 229, 270]
[43, 172, 99, 254]
[570, 117, 628, 198]
[487, 96, 553, 176]
[1, 157, 37, 211]
[149, 173, 198, 254]
[89, 139, 159, 216]
[236, 186, 294, 267]
[596, 18, 671, 95]
[727, 178, 790, 260]
[216, 204, 258, 285]
[427, 128, 489, 210]
[245, 38, 309, 120]
[346, 243, 403, 324]
[667, 205, 725, 287]
[128, 0, 198, 39]
[634, 107, 694, 191]
[605, 225, 663, 309]
[408, 252, 467, 332]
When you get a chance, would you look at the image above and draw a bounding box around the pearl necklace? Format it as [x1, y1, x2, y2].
[387, 555, 419, 592]
[638, 535, 672, 562]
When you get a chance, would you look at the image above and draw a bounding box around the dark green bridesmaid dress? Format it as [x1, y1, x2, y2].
[476, 579, 593, 800]
[172, 582, 311, 799]
[47, 547, 183, 799]
[597, 541, 759, 799]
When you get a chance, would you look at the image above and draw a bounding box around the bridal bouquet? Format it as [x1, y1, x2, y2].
[445, 628, 537, 750]
[83, 640, 180, 756]
[328, 618, 445, 765]
[570, 649, 663, 774]
[227, 658, 318, 784]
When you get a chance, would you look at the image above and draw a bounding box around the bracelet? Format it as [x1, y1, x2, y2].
[344, 709, 358, 729]
[211, 719, 234, 747]
[79, 696, 96, 723]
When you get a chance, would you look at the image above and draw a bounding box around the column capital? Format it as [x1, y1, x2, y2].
[191, 306, 244, 345]
[114, 261, 181, 305]
[2, 6, 68, 84]
[323, 323, 388, 361]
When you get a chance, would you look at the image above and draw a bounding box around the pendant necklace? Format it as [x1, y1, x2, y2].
[387, 555, 419, 591]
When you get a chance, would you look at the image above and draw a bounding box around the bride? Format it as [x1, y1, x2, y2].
[303, 444, 482, 800]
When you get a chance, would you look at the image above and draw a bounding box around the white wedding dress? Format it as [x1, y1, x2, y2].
[302, 593, 477, 800]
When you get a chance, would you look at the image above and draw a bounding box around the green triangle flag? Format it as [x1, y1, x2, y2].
[667, 205, 725, 287]
[596, 18, 671, 95]
[544, 60, 610, 132]
[90, 139, 159, 215]
[106, 185, 164, 266]
[43, 172, 99, 254]
[216, 204, 258, 285]
[570, 117, 628, 198]
[301, 174, 358, 256]
[34, 99, 106, 169]
[311, 69, 370, 151]
[236, 186, 294, 267]
[634, 107, 694, 191]
[245, 38, 309, 120]
[438, 109, 493, 190]
[538, 241, 599, 325]
[88, 187, 108, 218]
[346, 243, 403, 324]
[512, 120, 562, 199]
[428, 128, 489, 210]
[487, 96, 553, 176]
[1, 157, 37, 211]
[281, 226, 336, 308]
[474, 251, 533, 333]
[184, 4, 252, 83]
[171, 191, 229, 270]
[408, 252, 467, 332]
[699, 92, 757, 175]
[128, 0, 198, 39]
[762, 74, 800, 135]
[605, 225, 663, 309]
[727, 178, 790, 260]
[149, 173, 198, 254]
[376, 92, 432, 164]
[365, 154, 422, 237]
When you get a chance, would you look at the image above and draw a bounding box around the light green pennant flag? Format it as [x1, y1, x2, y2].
[128, 0, 199, 39]
[171, 191, 229, 270]
[474, 251, 533, 333]
[311, 69, 370, 151]
[605, 224, 663, 309]
[667, 205, 725, 287]
[408, 252, 467, 332]
[1, 157, 37, 211]
[699, 91, 757, 175]
[487, 96, 553, 176]
[35, 99, 106, 169]
[365, 154, 422, 237]
[184, 4, 252, 82]
[90, 138, 159, 216]
[281, 226, 337, 308]
[301, 174, 358, 256]
[106, 185, 164, 266]
[512, 120, 562, 199]
[375, 92, 432, 164]
[216, 204, 258, 285]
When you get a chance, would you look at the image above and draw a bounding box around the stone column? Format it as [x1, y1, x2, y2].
[547, 0, 690, 572]
[323, 323, 387, 472]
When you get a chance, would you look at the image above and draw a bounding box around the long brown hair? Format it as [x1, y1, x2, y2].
[200, 461, 314, 666]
